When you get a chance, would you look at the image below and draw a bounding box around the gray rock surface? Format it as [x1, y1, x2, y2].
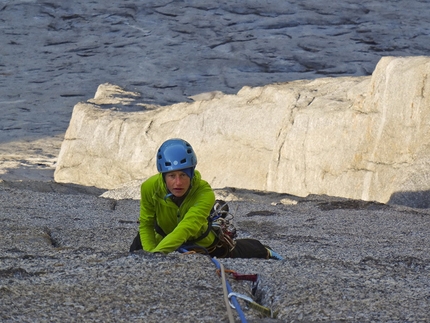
[1, 2, 430, 322]
[1, 181, 429, 322]
[1, 0, 430, 181]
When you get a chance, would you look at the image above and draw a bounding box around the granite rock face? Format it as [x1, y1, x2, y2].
[55, 56, 430, 208]
[1, 182, 429, 322]
[2, 0, 430, 183]
[272, 56, 430, 208]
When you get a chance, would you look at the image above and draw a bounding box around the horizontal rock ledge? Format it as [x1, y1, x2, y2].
[54, 56, 430, 208]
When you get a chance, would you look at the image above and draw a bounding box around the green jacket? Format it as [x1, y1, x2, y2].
[139, 170, 216, 254]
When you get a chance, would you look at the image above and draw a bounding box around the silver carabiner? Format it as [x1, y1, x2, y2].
[227, 292, 254, 309]
[228, 292, 275, 318]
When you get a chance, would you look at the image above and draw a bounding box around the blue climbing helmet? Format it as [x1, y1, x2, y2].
[156, 138, 197, 174]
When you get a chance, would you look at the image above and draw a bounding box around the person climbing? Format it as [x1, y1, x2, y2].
[129, 138, 282, 260]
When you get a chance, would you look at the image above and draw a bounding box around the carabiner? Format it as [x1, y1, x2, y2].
[228, 292, 275, 318]
[227, 292, 254, 309]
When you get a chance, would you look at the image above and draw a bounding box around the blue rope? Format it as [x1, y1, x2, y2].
[177, 246, 248, 323]
[210, 256, 248, 323]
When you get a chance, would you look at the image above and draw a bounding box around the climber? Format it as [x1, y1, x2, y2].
[129, 138, 282, 260]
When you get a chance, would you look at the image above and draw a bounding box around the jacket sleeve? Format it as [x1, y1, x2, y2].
[138, 177, 158, 252]
[152, 185, 215, 254]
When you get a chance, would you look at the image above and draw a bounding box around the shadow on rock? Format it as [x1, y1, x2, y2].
[0, 180, 106, 196]
[388, 190, 430, 209]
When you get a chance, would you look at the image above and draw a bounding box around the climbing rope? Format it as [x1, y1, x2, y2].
[176, 201, 276, 321]
[216, 269, 259, 297]
[209, 256, 248, 323]
[219, 261, 235, 323]
[177, 246, 248, 323]
[216, 268, 276, 318]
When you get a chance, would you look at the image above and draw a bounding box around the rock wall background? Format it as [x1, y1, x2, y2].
[54, 56, 430, 208]
[1, 2, 430, 322]
[1, 0, 430, 185]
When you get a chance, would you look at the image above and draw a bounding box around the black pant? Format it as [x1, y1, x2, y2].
[230, 238, 269, 259]
[129, 233, 143, 253]
[129, 233, 268, 259]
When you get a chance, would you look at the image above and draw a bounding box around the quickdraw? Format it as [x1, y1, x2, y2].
[218, 270, 276, 318]
[216, 269, 260, 296]
[177, 201, 278, 321]
[224, 269, 259, 282]
[210, 200, 238, 253]
[178, 247, 276, 322]
[210, 200, 237, 239]
[228, 292, 276, 318]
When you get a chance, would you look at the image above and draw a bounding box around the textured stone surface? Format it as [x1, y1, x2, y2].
[272, 56, 430, 207]
[55, 57, 430, 208]
[1, 181, 429, 322]
[1, 3, 430, 322]
[2, 0, 430, 182]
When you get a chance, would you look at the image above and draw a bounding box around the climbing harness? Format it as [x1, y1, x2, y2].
[153, 200, 237, 255]
[219, 261, 235, 323]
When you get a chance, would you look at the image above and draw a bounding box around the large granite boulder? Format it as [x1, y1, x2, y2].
[54, 56, 430, 207]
